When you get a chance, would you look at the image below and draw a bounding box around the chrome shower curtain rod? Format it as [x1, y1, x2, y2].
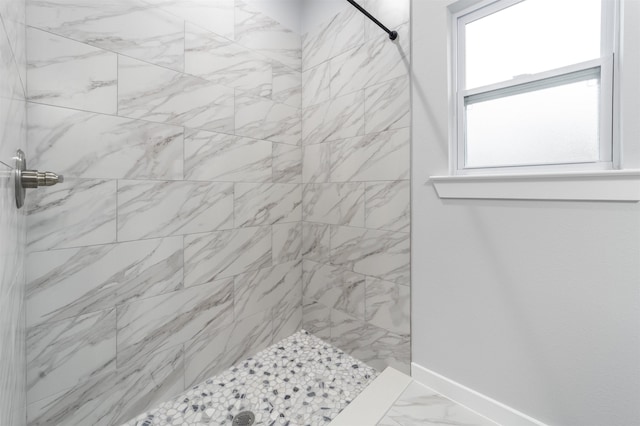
[346, 0, 398, 40]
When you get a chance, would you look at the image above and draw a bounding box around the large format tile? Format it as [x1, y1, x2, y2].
[303, 260, 365, 320]
[303, 182, 365, 227]
[26, 237, 183, 327]
[27, 0, 184, 71]
[27, 345, 184, 426]
[235, 94, 301, 145]
[184, 226, 272, 286]
[301, 222, 330, 263]
[234, 183, 302, 227]
[117, 180, 233, 241]
[272, 143, 302, 184]
[27, 28, 117, 114]
[235, 0, 301, 71]
[302, 143, 331, 183]
[28, 103, 183, 180]
[27, 179, 117, 252]
[330, 226, 410, 286]
[185, 23, 272, 98]
[184, 308, 273, 388]
[378, 381, 497, 426]
[234, 260, 302, 321]
[302, 61, 331, 108]
[302, 90, 364, 145]
[184, 129, 272, 183]
[365, 180, 410, 233]
[272, 222, 302, 264]
[302, 297, 331, 340]
[365, 277, 410, 336]
[272, 283, 302, 342]
[364, 75, 410, 134]
[143, 0, 235, 40]
[118, 56, 234, 133]
[331, 128, 410, 182]
[302, 5, 364, 71]
[0, 0, 27, 89]
[116, 279, 233, 365]
[26, 309, 116, 404]
[272, 62, 301, 108]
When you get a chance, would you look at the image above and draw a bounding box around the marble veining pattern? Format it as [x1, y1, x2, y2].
[124, 331, 378, 426]
[377, 381, 498, 426]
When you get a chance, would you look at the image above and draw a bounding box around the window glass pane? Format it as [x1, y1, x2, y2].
[465, 77, 600, 168]
[465, 0, 602, 89]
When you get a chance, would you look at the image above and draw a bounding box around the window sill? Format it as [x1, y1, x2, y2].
[430, 170, 640, 201]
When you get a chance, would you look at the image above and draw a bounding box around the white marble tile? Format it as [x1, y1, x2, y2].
[302, 90, 364, 145]
[27, 178, 117, 252]
[302, 5, 364, 71]
[27, 0, 184, 71]
[28, 103, 183, 180]
[302, 61, 331, 108]
[365, 180, 410, 233]
[116, 279, 233, 365]
[185, 22, 272, 98]
[365, 75, 410, 134]
[302, 297, 331, 340]
[303, 182, 365, 227]
[330, 225, 410, 286]
[26, 309, 116, 404]
[234, 183, 302, 227]
[272, 284, 302, 342]
[0, 0, 27, 91]
[272, 62, 301, 108]
[273, 143, 302, 184]
[117, 180, 233, 241]
[302, 143, 331, 183]
[184, 129, 272, 183]
[184, 308, 273, 387]
[118, 56, 234, 133]
[26, 28, 117, 114]
[234, 260, 302, 321]
[27, 345, 184, 426]
[329, 44, 369, 99]
[303, 260, 365, 320]
[366, 277, 410, 336]
[235, 93, 301, 145]
[183, 226, 272, 286]
[331, 317, 410, 374]
[363, 0, 411, 43]
[379, 381, 498, 426]
[143, 0, 235, 40]
[25, 237, 183, 327]
[301, 222, 330, 263]
[235, 0, 301, 71]
[364, 22, 411, 87]
[272, 222, 302, 264]
[331, 127, 410, 182]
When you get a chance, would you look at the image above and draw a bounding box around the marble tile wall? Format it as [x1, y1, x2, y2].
[23, 1, 303, 425]
[301, 0, 411, 374]
[0, 0, 27, 424]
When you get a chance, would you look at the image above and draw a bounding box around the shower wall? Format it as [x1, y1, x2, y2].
[0, 0, 27, 424]
[23, 1, 302, 424]
[300, 0, 411, 373]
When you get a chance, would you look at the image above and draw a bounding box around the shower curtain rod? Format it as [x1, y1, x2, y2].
[346, 0, 398, 40]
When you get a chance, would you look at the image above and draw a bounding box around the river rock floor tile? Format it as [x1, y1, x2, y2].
[123, 330, 378, 426]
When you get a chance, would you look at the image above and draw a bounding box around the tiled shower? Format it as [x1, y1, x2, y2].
[0, 0, 410, 425]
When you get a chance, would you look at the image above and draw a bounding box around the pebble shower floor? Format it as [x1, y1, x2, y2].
[123, 331, 378, 426]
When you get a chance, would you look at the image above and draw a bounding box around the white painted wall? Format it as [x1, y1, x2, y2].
[411, 1, 640, 425]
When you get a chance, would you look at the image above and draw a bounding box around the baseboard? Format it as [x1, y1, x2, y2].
[411, 363, 549, 426]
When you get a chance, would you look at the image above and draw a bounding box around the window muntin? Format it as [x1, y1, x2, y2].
[454, 0, 616, 174]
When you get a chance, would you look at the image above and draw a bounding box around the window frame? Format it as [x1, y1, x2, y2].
[450, 0, 619, 176]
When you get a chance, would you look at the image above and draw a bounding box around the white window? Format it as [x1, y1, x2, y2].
[452, 0, 618, 174]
